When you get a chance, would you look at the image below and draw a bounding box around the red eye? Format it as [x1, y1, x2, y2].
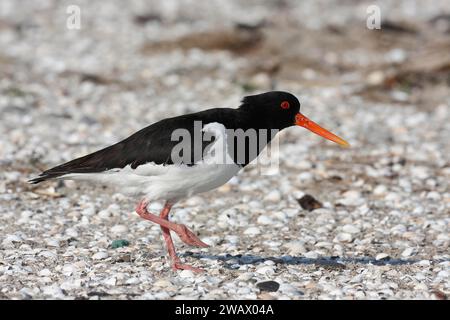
[280, 101, 290, 109]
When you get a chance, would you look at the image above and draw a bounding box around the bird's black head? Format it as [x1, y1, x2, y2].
[239, 91, 349, 147]
[240, 91, 300, 130]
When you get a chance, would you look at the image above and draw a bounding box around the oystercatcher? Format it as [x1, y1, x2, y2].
[30, 91, 349, 272]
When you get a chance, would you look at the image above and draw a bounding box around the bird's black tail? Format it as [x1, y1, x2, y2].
[29, 172, 66, 184]
[28, 140, 126, 184]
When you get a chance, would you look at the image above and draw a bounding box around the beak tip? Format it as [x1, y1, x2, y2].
[341, 141, 350, 148]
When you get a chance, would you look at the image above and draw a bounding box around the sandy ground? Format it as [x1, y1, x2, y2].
[0, 0, 449, 299]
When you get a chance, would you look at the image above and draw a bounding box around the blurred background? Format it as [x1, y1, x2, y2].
[0, 0, 449, 299]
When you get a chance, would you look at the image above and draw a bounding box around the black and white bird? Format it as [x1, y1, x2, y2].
[31, 91, 349, 272]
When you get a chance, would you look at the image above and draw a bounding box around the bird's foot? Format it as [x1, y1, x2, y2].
[172, 261, 205, 273]
[174, 224, 209, 248]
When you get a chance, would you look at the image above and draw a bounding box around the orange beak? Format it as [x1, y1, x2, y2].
[295, 113, 350, 147]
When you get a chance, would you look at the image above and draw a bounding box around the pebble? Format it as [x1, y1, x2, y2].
[342, 224, 360, 234]
[256, 265, 275, 275]
[426, 192, 441, 201]
[257, 215, 273, 225]
[304, 251, 319, 259]
[126, 277, 140, 285]
[111, 239, 130, 248]
[45, 239, 60, 247]
[41, 285, 64, 298]
[38, 250, 57, 259]
[92, 252, 109, 260]
[338, 190, 365, 206]
[401, 248, 416, 257]
[256, 281, 280, 292]
[297, 194, 323, 211]
[264, 190, 281, 202]
[410, 166, 429, 180]
[279, 283, 304, 296]
[110, 225, 128, 234]
[82, 207, 96, 216]
[103, 277, 117, 286]
[237, 273, 253, 281]
[373, 185, 387, 195]
[334, 233, 354, 243]
[39, 269, 52, 277]
[244, 227, 261, 236]
[376, 253, 390, 261]
[65, 228, 78, 238]
[179, 270, 195, 278]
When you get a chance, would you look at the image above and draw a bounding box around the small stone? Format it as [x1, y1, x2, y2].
[38, 250, 57, 259]
[62, 264, 77, 276]
[98, 209, 112, 219]
[112, 193, 127, 202]
[39, 269, 52, 277]
[279, 283, 304, 296]
[244, 227, 261, 236]
[45, 239, 60, 247]
[410, 166, 429, 180]
[65, 228, 78, 238]
[256, 281, 280, 292]
[391, 90, 409, 102]
[426, 192, 441, 201]
[179, 270, 194, 278]
[3, 234, 22, 243]
[237, 272, 253, 281]
[264, 190, 281, 202]
[81, 207, 96, 216]
[116, 254, 132, 262]
[284, 241, 306, 255]
[103, 277, 116, 286]
[61, 279, 82, 290]
[92, 252, 108, 260]
[110, 225, 128, 234]
[304, 251, 319, 259]
[342, 224, 360, 234]
[111, 239, 130, 249]
[376, 253, 390, 261]
[367, 70, 385, 85]
[2, 235, 21, 247]
[417, 260, 430, 266]
[126, 277, 140, 285]
[334, 233, 353, 243]
[154, 279, 173, 287]
[257, 215, 273, 225]
[297, 194, 322, 211]
[256, 265, 275, 275]
[373, 185, 387, 195]
[338, 190, 364, 206]
[41, 285, 64, 297]
[401, 248, 416, 257]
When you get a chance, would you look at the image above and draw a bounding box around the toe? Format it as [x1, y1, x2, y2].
[173, 263, 204, 273]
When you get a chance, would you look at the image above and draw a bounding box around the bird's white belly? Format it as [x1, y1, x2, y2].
[62, 162, 241, 201]
[143, 162, 241, 201]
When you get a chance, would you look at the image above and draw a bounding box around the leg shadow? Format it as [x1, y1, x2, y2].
[181, 252, 447, 270]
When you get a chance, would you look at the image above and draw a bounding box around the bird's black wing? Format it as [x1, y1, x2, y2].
[30, 108, 235, 184]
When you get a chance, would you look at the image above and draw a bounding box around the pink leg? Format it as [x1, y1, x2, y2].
[159, 202, 204, 273]
[135, 200, 208, 248]
[136, 199, 206, 272]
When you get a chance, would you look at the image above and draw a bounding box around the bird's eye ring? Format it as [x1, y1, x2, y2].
[280, 101, 290, 109]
